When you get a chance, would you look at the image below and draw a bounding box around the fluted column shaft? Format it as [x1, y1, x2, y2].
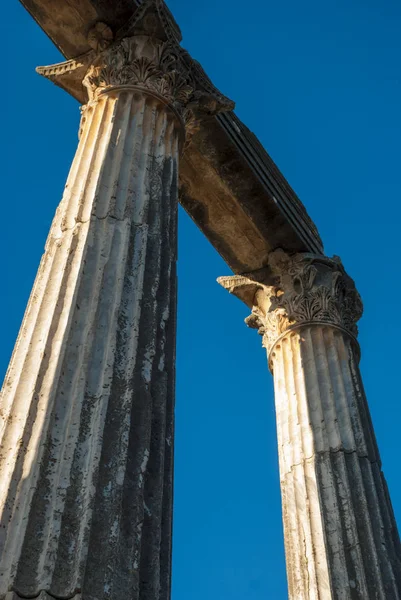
[0, 87, 179, 600]
[0, 4, 234, 597]
[219, 251, 401, 599]
[272, 324, 401, 599]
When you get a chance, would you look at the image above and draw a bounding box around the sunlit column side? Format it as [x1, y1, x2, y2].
[219, 250, 401, 599]
[0, 2, 234, 599]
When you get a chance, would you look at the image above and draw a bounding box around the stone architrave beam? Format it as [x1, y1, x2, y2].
[19, 0, 323, 275]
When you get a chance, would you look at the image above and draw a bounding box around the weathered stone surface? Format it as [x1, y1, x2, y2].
[219, 252, 401, 599]
[0, 87, 179, 599]
[274, 326, 401, 598]
[5, 593, 80, 599]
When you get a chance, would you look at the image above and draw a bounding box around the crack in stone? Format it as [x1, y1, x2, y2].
[9, 590, 80, 600]
[60, 213, 130, 233]
[284, 447, 381, 475]
[59, 214, 152, 235]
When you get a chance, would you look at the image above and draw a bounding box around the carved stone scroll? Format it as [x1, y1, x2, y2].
[218, 250, 363, 359]
[36, 0, 234, 150]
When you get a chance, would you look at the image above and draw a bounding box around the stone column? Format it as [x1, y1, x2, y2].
[219, 250, 401, 599]
[0, 2, 233, 599]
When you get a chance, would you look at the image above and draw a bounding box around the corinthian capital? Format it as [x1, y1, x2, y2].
[218, 250, 363, 355]
[36, 0, 234, 141]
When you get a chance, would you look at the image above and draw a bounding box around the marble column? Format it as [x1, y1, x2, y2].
[0, 2, 233, 599]
[219, 250, 401, 599]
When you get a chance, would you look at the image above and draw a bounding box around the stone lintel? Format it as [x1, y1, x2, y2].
[20, 0, 323, 273]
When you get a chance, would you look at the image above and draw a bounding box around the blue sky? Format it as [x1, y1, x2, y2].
[4, 1, 401, 598]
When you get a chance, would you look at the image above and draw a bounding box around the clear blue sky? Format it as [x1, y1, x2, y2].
[4, 1, 401, 598]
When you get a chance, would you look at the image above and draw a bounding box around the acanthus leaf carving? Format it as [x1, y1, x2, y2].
[36, 0, 234, 150]
[218, 250, 363, 355]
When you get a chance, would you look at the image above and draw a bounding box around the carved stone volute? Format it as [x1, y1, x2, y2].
[218, 250, 363, 357]
[36, 0, 234, 147]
